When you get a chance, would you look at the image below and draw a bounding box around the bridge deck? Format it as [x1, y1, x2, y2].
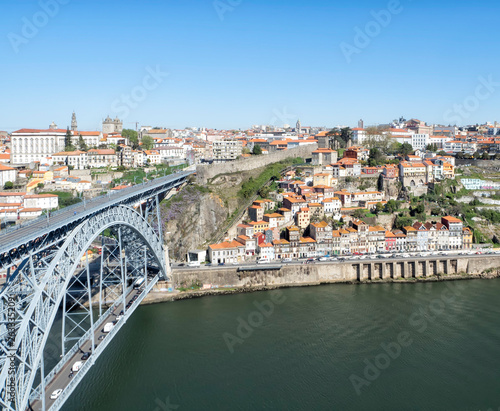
[29, 276, 159, 411]
[0, 171, 193, 255]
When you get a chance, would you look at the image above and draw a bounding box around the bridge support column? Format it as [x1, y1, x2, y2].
[381, 262, 388, 280]
[369, 263, 375, 280]
[424, 260, 430, 277]
[164, 246, 171, 281]
[402, 261, 408, 278]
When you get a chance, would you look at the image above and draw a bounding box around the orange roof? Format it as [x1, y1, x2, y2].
[19, 208, 42, 212]
[249, 220, 268, 226]
[442, 216, 462, 223]
[0, 163, 15, 171]
[311, 221, 329, 228]
[273, 239, 290, 245]
[209, 240, 243, 250]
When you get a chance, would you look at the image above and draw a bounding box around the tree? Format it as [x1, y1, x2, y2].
[431, 207, 441, 216]
[252, 145, 263, 155]
[395, 216, 413, 229]
[37, 183, 44, 189]
[374, 202, 384, 214]
[3, 181, 13, 190]
[400, 142, 413, 156]
[141, 135, 154, 150]
[363, 126, 391, 151]
[426, 143, 438, 152]
[437, 150, 446, 156]
[377, 174, 384, 192]
[78, 134, 88, 151]
[385, 199, 399, 214]
[353, 209, 365, 219]
[242, 147, 251, 154]
[64, 128, 75, 151]
[369, 147, 385, 165]
[387, 141, 402, 155]
[122, 129, 139, 149]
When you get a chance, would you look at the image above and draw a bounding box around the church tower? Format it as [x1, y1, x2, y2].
[71, 112, 78, 131]
[296, 119, 301, 134]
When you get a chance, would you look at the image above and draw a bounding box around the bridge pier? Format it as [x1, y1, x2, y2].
[381, 262, 388, 280]
[164, 246, 171, 279]
[401, 261, 408, 279]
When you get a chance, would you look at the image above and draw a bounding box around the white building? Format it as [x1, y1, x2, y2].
[52, 151, 88, 170]
[11, 127, 100, 165]
[23, 194, 59, 210]
[213, 140, 242, 163]
[411, 134, 430, 150]
[257, 243, 275, 261]
[0, 163, 17, 187]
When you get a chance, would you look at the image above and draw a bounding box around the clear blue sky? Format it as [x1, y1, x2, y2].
[1, 0, 499, 131]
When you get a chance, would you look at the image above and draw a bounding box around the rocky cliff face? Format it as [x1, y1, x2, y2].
[161, 186, 228, 260]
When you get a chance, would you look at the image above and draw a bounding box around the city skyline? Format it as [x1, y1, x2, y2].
[1, 0, 500, 131]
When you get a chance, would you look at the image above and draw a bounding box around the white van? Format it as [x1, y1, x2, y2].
[188, 261, 200, 267]
[103, 322, 115, 333]
[72, 361, 83, 372]
[257, 259, 270, 264]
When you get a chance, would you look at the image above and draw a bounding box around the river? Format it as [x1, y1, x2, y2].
[63, 279, 500, 410]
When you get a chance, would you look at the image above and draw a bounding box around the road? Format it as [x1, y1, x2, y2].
[171, 251, 499, 270]
[0, 171, 192, 256]
[29, 284, 146, 411]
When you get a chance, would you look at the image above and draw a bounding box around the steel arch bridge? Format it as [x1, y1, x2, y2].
[0, 171, 193, 411]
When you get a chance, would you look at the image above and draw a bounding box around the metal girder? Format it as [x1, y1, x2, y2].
[0, 205, 167, 411]
[0, 171, 191, 272]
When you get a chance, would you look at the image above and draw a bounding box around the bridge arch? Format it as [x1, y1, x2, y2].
[0, 205, 166, 411]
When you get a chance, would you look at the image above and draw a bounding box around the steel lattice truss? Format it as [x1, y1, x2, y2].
[0, 204, 168, 411]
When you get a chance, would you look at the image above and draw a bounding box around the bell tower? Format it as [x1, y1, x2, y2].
[71, 112, 78, 131]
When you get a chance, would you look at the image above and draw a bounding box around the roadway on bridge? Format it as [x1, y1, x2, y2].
[29, 284, 146, 411]
[0, 171, 192, 255]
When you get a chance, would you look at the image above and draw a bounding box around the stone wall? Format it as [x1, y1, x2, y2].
[171, 256, 500, 288]
[196, 144, 318, 184]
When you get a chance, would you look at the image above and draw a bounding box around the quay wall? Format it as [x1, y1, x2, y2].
[169, 256, 500, 289]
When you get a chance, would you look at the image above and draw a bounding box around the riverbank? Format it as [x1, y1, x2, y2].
[141, 269, 500, 305]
